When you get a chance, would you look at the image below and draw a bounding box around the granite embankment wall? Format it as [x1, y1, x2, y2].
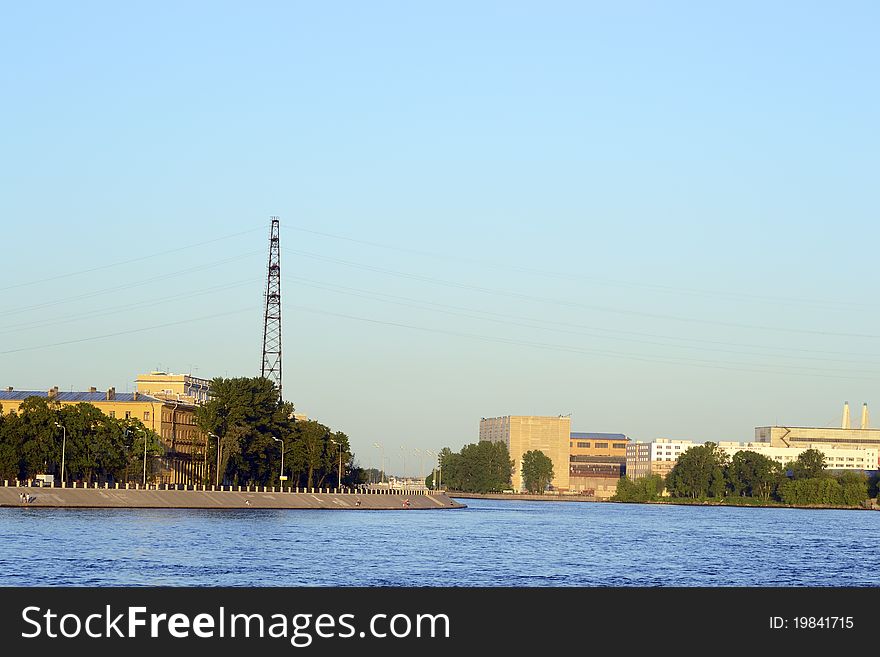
[450, 491, 598, 503]
[0, 484, 465, 510]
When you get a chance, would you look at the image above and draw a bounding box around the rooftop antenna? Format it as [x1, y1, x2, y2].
[261, 216, 283, 400]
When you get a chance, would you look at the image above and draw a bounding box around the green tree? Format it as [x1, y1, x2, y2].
[521, 450, 554, 494]
[434, 442, 512, 493]
[837, 470, 869, 506]
[790, 449, 827, 480]
[0, 407, 24, 480]
[612, 474, 665, 502]
[728, 450, 783, 500]
[665, 442, 729, 499]
[195, 377, 297, 486]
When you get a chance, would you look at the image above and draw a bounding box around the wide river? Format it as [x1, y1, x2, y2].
[1, 498, 877, 586]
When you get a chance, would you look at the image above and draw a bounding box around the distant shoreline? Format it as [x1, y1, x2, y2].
[450, 492, 600, 503]
[0, 486, 465, 510]
[450, 491, 876, 511]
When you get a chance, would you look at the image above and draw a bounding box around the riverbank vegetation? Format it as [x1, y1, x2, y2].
[612, 443, 878, 507]
[428, 442, 513, 493]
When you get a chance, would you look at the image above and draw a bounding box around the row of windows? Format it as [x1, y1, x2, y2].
[109, 410, 150, 422]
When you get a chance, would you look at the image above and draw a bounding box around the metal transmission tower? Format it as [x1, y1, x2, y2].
[261, 217, 283, 399]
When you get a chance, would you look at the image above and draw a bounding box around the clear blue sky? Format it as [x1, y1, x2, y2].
[1, 2, 878, 475]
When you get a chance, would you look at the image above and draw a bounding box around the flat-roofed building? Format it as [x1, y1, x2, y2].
[756, 426, 880, 451]
[626, 438, 694, 479]
[136, 371, 212, 405]
[0, 386, 208, 485]
[480, 415, 571, 492]
[756, 402, 880, 452]
[569, 432, 630, 498]
[718, 441, 878, 472]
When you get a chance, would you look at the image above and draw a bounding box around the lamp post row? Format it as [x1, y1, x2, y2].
[51, 422, 435, 491]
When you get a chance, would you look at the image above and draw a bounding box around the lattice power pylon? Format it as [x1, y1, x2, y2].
[261, 216, 283, 399]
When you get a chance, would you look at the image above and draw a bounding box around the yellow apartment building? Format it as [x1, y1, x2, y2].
[480, 415, 571, 492]
[0, 386, 208, 485]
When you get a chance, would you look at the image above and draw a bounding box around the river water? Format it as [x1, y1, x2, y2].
[1, 498, 877, 586]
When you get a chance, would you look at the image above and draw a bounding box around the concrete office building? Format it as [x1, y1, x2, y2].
[718, 441, 879, 472]
[480, 415, 571, 492]
[569, 432, 630, 498]
[626, 438, 694, 480]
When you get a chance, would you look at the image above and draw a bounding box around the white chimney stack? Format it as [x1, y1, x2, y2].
[861, 403, 870, 430]
[842, 401, 851, 429]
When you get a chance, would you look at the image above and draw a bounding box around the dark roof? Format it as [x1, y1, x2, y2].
[571, 432, 629, 440]
[0, 390, 163, 404]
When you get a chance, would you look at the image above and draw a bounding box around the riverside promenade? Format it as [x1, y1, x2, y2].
[0, 482, 465, 510]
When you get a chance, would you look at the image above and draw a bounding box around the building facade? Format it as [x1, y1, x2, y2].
[718, 441, 878, 471]
[569, 432, 629, 498]
[0, 386, 208, 485]
[756, 426, 880, 452]
[480, 415, 571, 492]
[135, 371, 212, 405]
[625, 438, 694, 480]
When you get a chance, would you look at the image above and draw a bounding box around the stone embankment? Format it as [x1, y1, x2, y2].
[0, 482, 465, 510]
[449, 491, 600, 503]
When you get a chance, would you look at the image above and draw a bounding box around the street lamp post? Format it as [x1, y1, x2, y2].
[425, 449, 436, 489]
[272, 436, 285, 485]
[136, 427, 147, 486]
[373, 442, 384, 484]
[331, 439, 343, 490]
[53, 422, 66, 485]
[208, 433, 221, 487]
[413, 448, 423, 484]
[400, 445, 406, 484]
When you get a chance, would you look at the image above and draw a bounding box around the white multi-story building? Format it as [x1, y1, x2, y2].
[625, 438, 694, 479]
[717, 442, 879, 471]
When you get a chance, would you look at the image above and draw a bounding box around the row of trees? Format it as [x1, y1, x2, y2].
[196, 377, 357, 488]
[0, 397, 162, 484]
[429, 442, 513, 493]
[0, 377, 360, 489]
[614, 443, 876, 506]
[427, 443, 556, 494]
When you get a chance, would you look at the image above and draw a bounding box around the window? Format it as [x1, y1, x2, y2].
[125, 411, 131, 420]
[144, 412, 150, 421]
[595, 442, 609, 449]
[109, 411, 116, 419]
[612, 443, 627, 449]
[577, 442, 590, 448]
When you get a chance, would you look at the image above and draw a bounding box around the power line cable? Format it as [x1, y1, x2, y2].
[288, 304, 878, 381]
[0, 307, 258, 356]
[0, 226, 264, 293]
[0, 278, 259, 335]
[286, 223, 863, 311]
[287, 249, 880, 339]
[283, 275, 880, 366]
[1, 250, 262, 318]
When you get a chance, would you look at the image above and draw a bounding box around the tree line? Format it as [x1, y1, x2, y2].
[613, 443, 878, 506]
[427, 443, 555, 494]
[0, 377, 361, 489]
[195, 377, 358, 488]
[0, 397, 162, 484]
